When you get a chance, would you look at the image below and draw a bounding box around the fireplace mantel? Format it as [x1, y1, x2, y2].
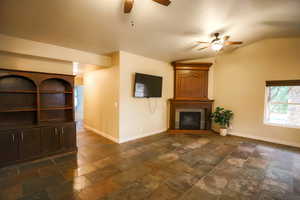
[168, 62, 214, 134]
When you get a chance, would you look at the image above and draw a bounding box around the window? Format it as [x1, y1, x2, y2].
[265, 80, 300, 128]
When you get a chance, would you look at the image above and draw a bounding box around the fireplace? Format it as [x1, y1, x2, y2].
[175, 109, 206, 130]
[168, 62, 214, 134]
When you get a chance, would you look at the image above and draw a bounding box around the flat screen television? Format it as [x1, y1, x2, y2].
[134, 73, 162, 98]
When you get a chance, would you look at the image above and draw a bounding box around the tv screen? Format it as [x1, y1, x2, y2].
[134, 73, 162, 98]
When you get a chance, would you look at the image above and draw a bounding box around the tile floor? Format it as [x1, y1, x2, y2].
[1, 125, 300, 200]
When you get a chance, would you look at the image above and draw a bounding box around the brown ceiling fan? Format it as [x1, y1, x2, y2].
[124, 0, 171, 13]
[196, 33, 243, 51]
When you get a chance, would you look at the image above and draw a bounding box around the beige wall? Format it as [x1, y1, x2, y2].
[83, 51, 173, 142]
[118, 51, 173, 142]
[0, 34, 112, 75]
[0, 34, 112, 67]
[75, 76, 84, 86]
[0, 51, 73, 75]
[83, 53, 120, 141]
[83, 38, 300, 147]
[212, 38, 300, 147]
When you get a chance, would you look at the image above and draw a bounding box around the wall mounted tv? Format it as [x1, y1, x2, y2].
[134, 73, 163, 98]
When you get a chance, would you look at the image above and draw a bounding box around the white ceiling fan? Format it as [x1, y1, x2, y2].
[196, 33, 243, 52]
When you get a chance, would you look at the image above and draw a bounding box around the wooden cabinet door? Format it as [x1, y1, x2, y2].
[19, 128, 41, 160]
[60, 123, 76, 150]
[175, 70, 208, 99]
[41, 127, 61, 154]
[0, 130, 19, 165]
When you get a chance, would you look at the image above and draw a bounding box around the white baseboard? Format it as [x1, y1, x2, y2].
[84, 125, 119, 143]
[118, 129, 167, 143]
[84, 124, 300, 148]
[229, 132, 300, 148]
[84, 124, 167, 144]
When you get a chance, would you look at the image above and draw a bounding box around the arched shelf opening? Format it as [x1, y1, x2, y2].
[40, 78, 72, 93]
[39, 78, 73, 123]
[0, 75, 37, 126]
[0, 75, 37, 92]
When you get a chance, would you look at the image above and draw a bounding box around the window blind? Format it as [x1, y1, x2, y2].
[266, 80, 300, 87]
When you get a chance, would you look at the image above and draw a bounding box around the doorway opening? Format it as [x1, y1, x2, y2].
[75, 86, 84, 131]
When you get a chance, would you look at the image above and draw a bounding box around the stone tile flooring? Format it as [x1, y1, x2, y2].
[1, 127, 300, 200]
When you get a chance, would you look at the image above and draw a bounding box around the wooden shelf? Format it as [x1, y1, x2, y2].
[0, 69, 74, 124]
[39, 119, 72, 124]
[0, 90, 37, 94]
[0, 123, 38, 130]
[40, 90, 72, 94]
[40, 106, 73, 111]
[0, 107, 37, 112]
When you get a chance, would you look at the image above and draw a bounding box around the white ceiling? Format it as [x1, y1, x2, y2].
[1, 0, 300, 62]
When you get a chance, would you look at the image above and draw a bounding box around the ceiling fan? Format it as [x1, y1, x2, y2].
[124, 0, 171, 13]
[196, 33, 243, 51]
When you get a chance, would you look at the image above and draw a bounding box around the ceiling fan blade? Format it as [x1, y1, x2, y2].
[197, 46, 208, 51]
[196, 41, 210, 44]
[124, 0, 134, 13]
[152, 0, 171, 6]
[224, 41, 243, 45]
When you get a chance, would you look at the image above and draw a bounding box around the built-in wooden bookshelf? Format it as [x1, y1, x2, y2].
[0, 69, 76, 167]
[39, 78, 73, 124]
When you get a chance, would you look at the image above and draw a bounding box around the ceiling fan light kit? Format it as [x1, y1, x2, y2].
[196, 33, 243, 52]
[211, 41, 224, 51]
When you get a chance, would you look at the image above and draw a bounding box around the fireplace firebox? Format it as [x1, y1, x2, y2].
[180, 112, 201, 130]
[175, 108, 206, 130]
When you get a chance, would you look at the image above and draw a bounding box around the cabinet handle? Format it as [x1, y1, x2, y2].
[55, 128, 58, 135]
[62, 127, 64, 134]
[21, 132, 24, 142]
[12, 134, 15, 143]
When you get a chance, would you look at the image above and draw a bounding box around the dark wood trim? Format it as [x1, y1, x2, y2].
[172, 62, 212, 71]
[266, 80, 300, 87]
[0, 121, 75, 131]
[174, 66, 211, 71]
[0, 68, 75, 77]
[0, 108, 38, 112]
[37, 84, 41, 125]
[0, 90, 37, 93]
[171, 62, 213, 68]
[171, 98, 214, 102]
